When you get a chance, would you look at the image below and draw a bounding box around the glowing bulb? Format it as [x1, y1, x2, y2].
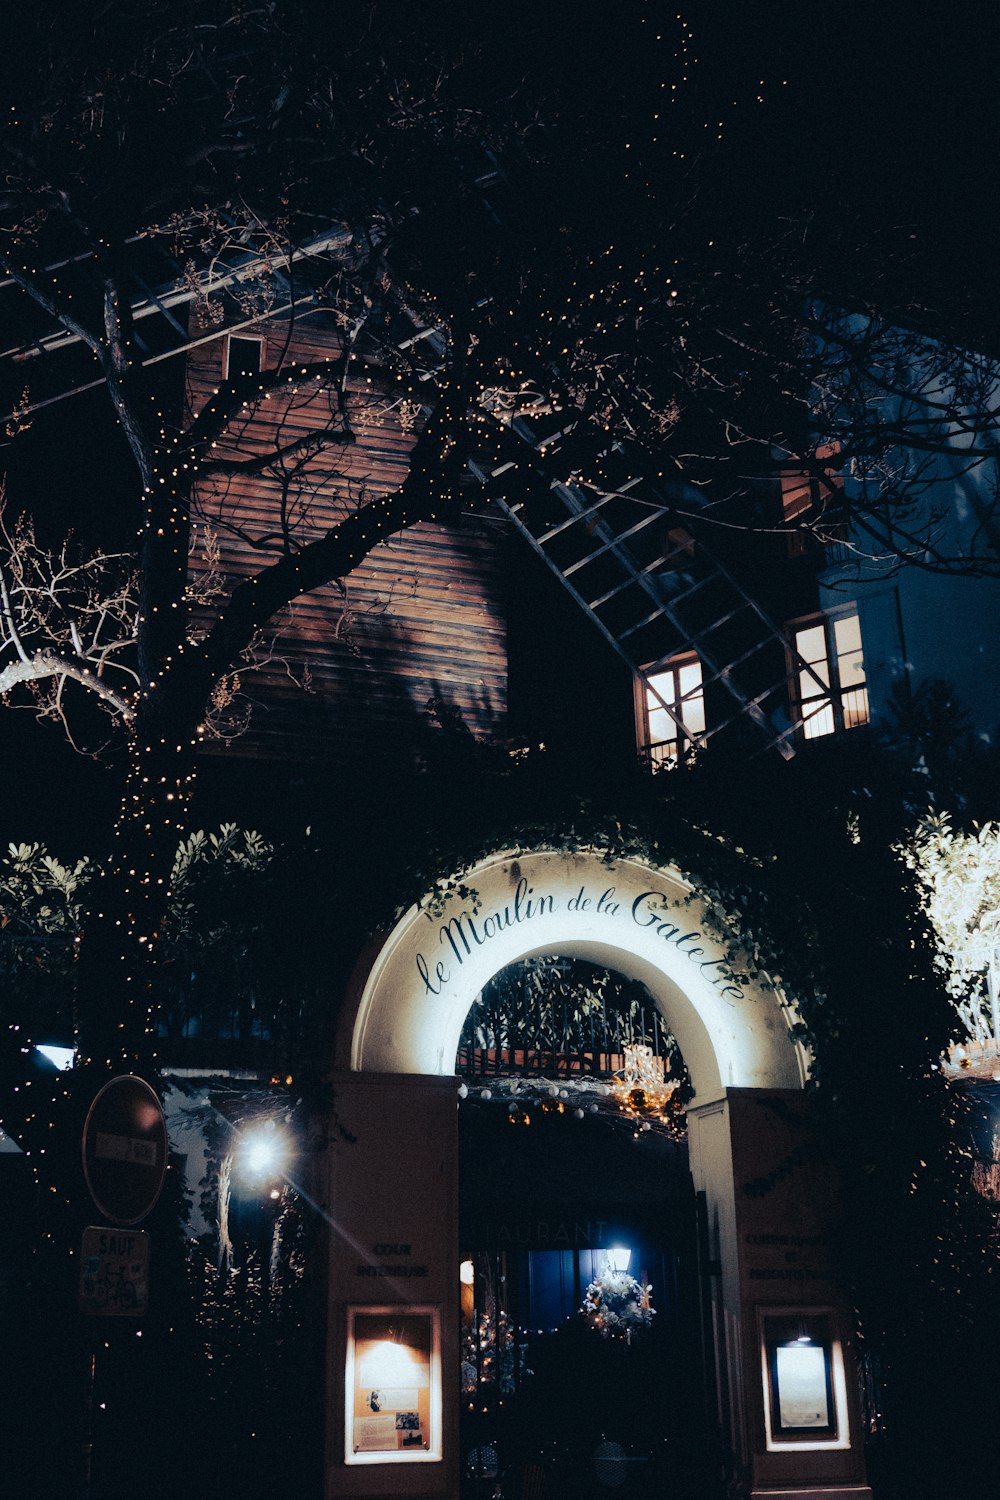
[239, 1122, 287, 1181]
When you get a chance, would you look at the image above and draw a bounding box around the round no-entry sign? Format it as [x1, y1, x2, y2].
[82, 1075, 168, 1226]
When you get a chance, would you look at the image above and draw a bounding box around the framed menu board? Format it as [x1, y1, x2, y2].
[762, 1311, 837, 1440]
[345, 1306, 442, 1464]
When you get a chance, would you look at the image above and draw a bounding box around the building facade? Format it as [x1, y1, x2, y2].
[4, 248, 996, 1500]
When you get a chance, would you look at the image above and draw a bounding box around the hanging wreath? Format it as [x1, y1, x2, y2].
[580, 1271, 655, 1339]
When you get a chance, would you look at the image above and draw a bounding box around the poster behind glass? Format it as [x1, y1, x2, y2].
[764, 1312, 837, 1440]
[347, 1307, 439, 1461]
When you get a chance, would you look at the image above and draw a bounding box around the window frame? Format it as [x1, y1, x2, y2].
[758, 1306, 852, 1453]
[223, 332, 266, 382]
[634, 652, 706, 769]
[777, 441, 846, 558]
[787, 607, 869, 743]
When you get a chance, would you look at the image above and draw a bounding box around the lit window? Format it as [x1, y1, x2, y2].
[791, 610, 869, 741]
[636, 655, 705, 767]
[779, 442, 844, 558]
[224, 334, 264, 382]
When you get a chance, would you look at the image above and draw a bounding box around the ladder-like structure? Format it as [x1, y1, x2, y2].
[392, 292, 820, 763]
[468, 398, 805, 761]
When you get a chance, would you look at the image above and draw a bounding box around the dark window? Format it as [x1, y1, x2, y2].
[225, 335, 264, 381]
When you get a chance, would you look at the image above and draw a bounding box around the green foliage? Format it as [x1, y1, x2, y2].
[170, 824, 274, 902]
[0, 840, 95, 934]
[0, 824, 272, 942]
[0, 825, 280, 1046]
[902, 811, 1000, 1040]
[0, 841, 94, 1035]
[466, 954, 686, 1086]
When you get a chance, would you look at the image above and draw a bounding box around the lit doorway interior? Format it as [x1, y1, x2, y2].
[456, 957, 719, 1500]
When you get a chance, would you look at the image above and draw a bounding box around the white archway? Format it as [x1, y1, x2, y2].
[345, 848, 808, 1100]
[326, 849, 874, 1500]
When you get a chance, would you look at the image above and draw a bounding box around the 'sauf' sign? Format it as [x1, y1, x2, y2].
[79, 1226, 150, 1317]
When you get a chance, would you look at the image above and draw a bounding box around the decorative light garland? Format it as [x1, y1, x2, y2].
[457, 1049, 686, 1139]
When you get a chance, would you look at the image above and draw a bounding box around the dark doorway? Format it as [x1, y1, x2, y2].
[458, 1101, 719, 1499]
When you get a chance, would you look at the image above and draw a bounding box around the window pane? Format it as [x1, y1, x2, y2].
[647, 669, 677, 700]
[792, 611, 868, 742]
[775, 1344, 831, 1430]
[832, 612, 861, 655]
[681, 694, 706, 736]
[794, 624, 828, 666]
[647, 670, 677, 743]
[837, 650, 866, 689]
[641, 660, 704, 764]
[677, 660, 706, 734]
[677, 661, 701, 696]
[802, 699, 835, 739]
[833, 614, 865, 688]
[795, 626, 830, 702]
[842, 686, 870, 729]
[764, 1312, 838, 1440]
[227, 335, 263, 379]
[799, 668, 829, 702]
[647, 703, 678, 744]
[646, 672, 679, 747]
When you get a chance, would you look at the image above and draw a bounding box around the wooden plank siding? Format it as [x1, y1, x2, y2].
[185, 313, 507, 762]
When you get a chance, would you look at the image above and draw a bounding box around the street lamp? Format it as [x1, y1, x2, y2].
[237, 1120, 289, 1199]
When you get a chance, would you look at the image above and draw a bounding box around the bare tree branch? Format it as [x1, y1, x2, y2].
[0, 651, 135, 719]
[199, 425, 355, 478]
[0, 491, 139, 735]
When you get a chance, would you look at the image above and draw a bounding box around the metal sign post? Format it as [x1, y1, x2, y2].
[81, 1074, 167, 1226]
[78, 1075, 167, 1498]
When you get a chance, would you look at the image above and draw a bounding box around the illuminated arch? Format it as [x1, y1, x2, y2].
[342, 849, 808, 1100]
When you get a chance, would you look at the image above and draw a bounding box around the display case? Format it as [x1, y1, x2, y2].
[344, 1306, 442, 1465]
[759, 1309, 851, 1450]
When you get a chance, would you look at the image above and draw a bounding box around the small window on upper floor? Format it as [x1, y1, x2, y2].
[636, 654, 705, 768]
[779, 442, 844, 558]
[224, 334, 265, 382]
[790, 609, 869, 741]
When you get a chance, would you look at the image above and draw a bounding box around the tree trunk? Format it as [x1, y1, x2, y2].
[75, 702, 199, 1068]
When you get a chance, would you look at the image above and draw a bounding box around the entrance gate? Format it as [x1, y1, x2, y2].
[458, 1105, 713, 1497]
[325, 848, 873, 1499]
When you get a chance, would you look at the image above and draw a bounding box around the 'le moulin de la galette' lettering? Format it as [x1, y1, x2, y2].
[415, 878, 744, 1001]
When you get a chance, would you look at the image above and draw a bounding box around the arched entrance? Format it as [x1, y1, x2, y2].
[455, 952, 703, 1496]
[324, 849, 871, 1500]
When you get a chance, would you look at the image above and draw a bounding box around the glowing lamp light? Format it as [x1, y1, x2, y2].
[239, 1122, 287, 1182]
[606, 1246, 632, 1273]
[460, 1259, 475, 1286]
